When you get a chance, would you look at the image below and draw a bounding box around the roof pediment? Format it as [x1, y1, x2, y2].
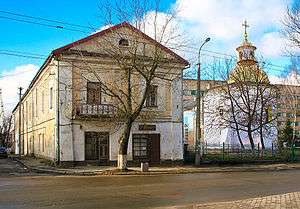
[53, 22, 189, 66]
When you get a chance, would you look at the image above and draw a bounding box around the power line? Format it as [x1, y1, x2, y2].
[0, 15, 88, 33]
[0, 52, 46, 60]
[0, 10, 95, 30]
[0, 49, 46, 57]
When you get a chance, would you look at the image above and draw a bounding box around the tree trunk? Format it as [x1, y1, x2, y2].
[118, 119, 133, 171]
[235, 128, 244, 149]
[259, 126, 265, 150]
[247, 129, 255, 151]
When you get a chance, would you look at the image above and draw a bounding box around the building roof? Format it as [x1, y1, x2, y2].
[12, 22, 189, 113]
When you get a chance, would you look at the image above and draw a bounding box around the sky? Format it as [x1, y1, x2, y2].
[0, 0, 297, 113]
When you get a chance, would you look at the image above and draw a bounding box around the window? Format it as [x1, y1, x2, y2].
[49, 87, 53, 109]
[41, 91, 44, 113]
[87, 82, 101, 105]
[39, 134, 41, 152]
[42, 134, 45, 152]
[32, 95, 34, 118]
[190, 90, 197, 96]
[133, 137, 147, 158]
[35, 89, 38, 117]
[146, 85, 158, 107]
[39, 133, 45, 152]
[25, 101, 28, 123]
[119, 38, 129, 47]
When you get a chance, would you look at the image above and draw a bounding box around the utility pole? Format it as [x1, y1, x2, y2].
[18, 87, 22, 158]
[195, 37, 210, 166]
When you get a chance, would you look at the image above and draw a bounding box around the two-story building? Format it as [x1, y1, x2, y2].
[12, 22, 189, 165]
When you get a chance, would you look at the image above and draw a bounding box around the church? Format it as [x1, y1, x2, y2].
[203, 22, 278, 150]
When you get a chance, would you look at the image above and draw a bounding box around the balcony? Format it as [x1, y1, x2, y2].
[75, 103, 117, 119]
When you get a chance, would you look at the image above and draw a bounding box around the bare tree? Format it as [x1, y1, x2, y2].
[0, 114, 13, 148]
[283, 4, 300, 49]
[57, 0, 188, 170]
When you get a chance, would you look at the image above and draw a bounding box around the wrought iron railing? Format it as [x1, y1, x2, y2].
[77, 103, 117, 117]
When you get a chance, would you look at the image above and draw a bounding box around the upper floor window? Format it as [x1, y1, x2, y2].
[35, 89, 38, 117]
[49, 87, 53, 109]
[41, 91, 44, 113]
[145, 85, 158, 107]
[87, 82, 101, 105]
[119, 38, 129, 47]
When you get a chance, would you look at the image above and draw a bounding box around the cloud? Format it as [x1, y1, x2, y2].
[258, 32, 286, 58]
[0, 64, 39, 114]
[174, 0, 291, 60]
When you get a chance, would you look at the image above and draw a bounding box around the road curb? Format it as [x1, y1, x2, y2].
[11, 157, 300, 176]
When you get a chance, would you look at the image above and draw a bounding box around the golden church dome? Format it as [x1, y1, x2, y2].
[228, 20, 269, 84]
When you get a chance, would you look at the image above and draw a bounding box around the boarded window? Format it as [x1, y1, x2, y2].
[145, 85, 158, 107]
[87, 82, 101, 105]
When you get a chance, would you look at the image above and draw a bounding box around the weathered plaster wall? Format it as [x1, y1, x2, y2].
[70, 120, 183, 162]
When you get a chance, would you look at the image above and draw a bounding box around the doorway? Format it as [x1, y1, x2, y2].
[132, 134, 160, 164]
[85, 132, 109, 165]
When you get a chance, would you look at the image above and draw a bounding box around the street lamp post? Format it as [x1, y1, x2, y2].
[195, 37, 210, 166]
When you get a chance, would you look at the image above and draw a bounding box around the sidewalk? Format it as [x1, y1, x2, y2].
[12, 156, 300, 176]
[161, 192, 300, 209]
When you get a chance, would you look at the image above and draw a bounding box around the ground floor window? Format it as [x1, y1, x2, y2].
[133, 136, 148, 159]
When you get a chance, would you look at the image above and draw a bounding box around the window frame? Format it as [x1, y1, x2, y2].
[49, 87, 53, 109]
[145, 85, 158, 107]
[132, 135, 148, 160]
[86, 82, 102, 105]
[118, 38, 129, 47]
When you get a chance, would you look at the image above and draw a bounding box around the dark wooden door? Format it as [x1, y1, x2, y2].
[85, 132, 99, 161]
[132, 134, 160, 164]
[149, 134, 160, 164]
[85, 132, 109, 165]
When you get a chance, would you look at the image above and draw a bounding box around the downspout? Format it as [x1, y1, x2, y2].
[56, 59, 60, 164]
[181, 64, 190, 160]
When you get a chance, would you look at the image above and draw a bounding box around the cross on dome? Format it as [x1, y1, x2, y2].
[242, 20, 249, 42]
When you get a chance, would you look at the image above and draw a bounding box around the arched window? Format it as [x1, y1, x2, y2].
[119, 38, 129, 47]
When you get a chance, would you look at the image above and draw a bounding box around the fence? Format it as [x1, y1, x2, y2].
[184, 142, 298, 163]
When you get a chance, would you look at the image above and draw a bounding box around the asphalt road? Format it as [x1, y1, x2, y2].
[0, 159, 300, 209]
[0, 158, 31, 176]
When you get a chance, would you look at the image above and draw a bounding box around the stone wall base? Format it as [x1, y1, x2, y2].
[57, 159, 183, 168]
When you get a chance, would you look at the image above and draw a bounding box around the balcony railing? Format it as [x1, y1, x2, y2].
[76, 103, 117, 118]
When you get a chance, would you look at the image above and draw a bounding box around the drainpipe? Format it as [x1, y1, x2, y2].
[56, 59, 60, 164]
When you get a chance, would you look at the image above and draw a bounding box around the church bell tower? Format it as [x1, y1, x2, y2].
[236, 20, 257, 65]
